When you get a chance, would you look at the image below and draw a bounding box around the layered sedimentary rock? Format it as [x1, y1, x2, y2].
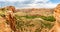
[0, 17, 12, 32]
[49, 4, 60, 32]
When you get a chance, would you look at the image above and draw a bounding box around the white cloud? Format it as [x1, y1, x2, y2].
[22, 0, 57, 8]
[0, 0, 58, 8]
[0, 0, 26, 2]
[0, 0, 5, 1]
[23, 4, 57, 8]
[19, 0, 57, 8]
[34, 0, 49, 3]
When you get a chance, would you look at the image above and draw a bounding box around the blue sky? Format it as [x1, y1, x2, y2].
[50, 0, 60, 3]
[0, 0, 60, 8]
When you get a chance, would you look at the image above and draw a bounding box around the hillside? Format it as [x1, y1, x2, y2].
[0, 6, 56, 32]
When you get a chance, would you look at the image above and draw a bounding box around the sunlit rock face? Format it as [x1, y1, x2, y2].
[0, 6, 16, 12]
[50, 4, 60, 32]
[5, 6, 15, 12]
[54, 4, 60, 21]
[0, 17, 12, 32]
[49, 4, 60, 32]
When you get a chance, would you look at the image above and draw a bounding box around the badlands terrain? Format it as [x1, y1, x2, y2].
[0, 4, 59, 32]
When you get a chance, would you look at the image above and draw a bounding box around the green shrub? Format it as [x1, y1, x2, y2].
[40, 16, 56, 22]
[15, 15, 56, 22]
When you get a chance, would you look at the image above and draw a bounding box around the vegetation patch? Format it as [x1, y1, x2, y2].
[15, 15, 56, 22]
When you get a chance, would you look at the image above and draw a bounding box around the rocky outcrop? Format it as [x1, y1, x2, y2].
[49, 4, 60, 32]
[0, 17, 12, 32]
[0, 6, 16, 12]
[6, 6, 15, 12]
[0, 6, 16, 32]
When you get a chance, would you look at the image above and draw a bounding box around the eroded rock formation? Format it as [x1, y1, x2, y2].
[49, 4, 60, 32]
[0, 17, 12, 32]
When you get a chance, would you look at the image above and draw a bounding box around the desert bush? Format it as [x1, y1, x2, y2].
[15, 15, 56, 22]
[15, 15, 54, 32]
[40, 16, 56, 22]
